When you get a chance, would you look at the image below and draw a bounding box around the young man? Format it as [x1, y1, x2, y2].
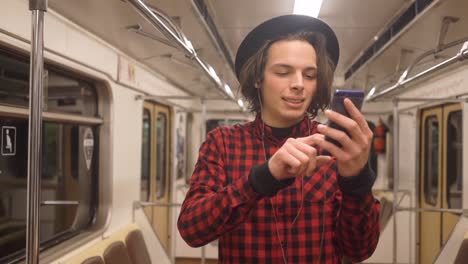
[178, 15, 380, 263]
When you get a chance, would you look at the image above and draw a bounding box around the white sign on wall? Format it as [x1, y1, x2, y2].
[1, 126, 16, 156]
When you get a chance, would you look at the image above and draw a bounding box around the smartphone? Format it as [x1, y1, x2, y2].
[322, 89, 365, 156]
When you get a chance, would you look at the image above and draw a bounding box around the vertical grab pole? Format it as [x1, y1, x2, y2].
[392, 99, 399, 264]
[26, 1, 47, 263]
[200, 98, 206, 264]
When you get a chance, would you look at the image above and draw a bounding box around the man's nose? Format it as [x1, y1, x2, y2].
[291, 71, 304, 90]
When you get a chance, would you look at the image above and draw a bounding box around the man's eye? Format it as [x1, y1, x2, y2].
[305, 74, 317, 79]
[275, 72, 289, 76]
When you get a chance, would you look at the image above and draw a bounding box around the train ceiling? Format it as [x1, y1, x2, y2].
[47, 0, 468, 110]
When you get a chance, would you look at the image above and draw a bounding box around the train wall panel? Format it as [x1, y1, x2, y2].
[107, 85, 142, 232]
[0, 0, 119, 80]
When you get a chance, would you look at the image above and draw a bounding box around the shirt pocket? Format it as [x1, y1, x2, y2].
[302, 173, 337, 205]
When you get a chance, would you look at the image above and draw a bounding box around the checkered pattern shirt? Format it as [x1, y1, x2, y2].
[178, 116, 381, 263]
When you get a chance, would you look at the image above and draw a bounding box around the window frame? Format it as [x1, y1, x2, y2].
[0, 47, 106, 263]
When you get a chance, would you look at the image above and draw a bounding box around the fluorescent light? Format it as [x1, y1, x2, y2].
[367, 86, 376, 99]
[207, 65, 221, 84]
[224, 84, 234, 98]
[237, 99, 244, 108]
[293, 0, 323, 18]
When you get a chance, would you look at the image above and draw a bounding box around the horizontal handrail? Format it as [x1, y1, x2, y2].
[133, 201, 183, 209]
[397, 207, 465, 214]
[367, 41, 468, 101]
[41, 200, 79, 206]
[126, 0, 237, 103]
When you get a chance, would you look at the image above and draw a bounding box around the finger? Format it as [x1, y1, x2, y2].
[316, 156, 332, 167]
[296, 134, 316, 146]
[312, 134, 349, 161]
[324, 109, 367, 146]
[344, 98, 373, 138]
[317, 124, 354, 150]
[284, 141, 310, 163]
[280, 152, 302, 175]
[290, 139, 317, 159]
[304, 148, 317, 175]
[283, 143, 309, 176]
[294, 138, 318, 176]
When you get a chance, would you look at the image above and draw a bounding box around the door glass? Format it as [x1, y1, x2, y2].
[0, 118, 96, 260]
[424, 116, 439, 206]
[446, 111, 462, 208]
[141, 109, 151, 201]
[156, 112, 167, 199]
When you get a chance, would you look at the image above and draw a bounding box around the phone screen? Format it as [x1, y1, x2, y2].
[322, 89, 364, 156]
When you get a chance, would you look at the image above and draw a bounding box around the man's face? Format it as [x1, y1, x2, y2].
[258, 40, 317, 127]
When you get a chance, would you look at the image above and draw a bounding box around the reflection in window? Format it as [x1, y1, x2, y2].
[141, 110, 151, 201]
[46, 71, 97, 116]
[424, 116, 439, 206]
[0, 117, 97, 261]
[0, 53, 97, 117]
[446, 111, 462, 209]
[156, 113, 167, 199]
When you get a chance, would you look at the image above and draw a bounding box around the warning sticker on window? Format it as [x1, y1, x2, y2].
[83, 128, 94, 170]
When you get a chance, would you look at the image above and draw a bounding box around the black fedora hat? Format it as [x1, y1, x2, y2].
[234, 15, 339, 79]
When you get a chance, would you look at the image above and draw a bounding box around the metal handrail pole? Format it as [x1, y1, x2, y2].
[128, 0, 237, 103]
[368, 41, 468, 102]
[396, 207, 464, 214]
[126, 0, 235, 101]
[126, 0, 189, 52]
[398, 37, 468, 83]
[136, 201, 183, 207]
[392, 99, 399, 264]
[41, 201, 79, 206]
[26, 1, 47, 264]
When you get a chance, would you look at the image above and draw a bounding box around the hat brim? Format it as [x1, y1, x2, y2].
[235, 15, 339, 79]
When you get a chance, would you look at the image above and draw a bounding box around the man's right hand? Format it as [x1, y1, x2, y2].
[268, 135, 332, 181]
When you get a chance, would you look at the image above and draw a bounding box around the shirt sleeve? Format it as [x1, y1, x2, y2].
[177, 128, 260, 247]
[335, 164, 381, 262]
[249, 162, 295, 197]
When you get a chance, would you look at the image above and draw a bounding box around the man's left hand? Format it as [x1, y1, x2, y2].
[313, 98, 373, 177]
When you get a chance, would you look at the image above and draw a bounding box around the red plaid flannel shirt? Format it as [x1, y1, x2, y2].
[178, 116, 381, 263]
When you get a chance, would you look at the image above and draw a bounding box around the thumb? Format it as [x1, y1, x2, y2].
[297, 134, 323, 146]
[316, 156, 332, 167]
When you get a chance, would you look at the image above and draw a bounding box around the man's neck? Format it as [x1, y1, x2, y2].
[261, 113, 303, 128]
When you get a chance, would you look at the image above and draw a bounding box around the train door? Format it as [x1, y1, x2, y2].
[419, 104, 463, 263]
[142, 102, 172, 252]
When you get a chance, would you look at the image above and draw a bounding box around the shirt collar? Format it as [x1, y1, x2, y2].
[253, 114, 312, 145]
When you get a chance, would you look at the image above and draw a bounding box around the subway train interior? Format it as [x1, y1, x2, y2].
[1, 0, 468, 263]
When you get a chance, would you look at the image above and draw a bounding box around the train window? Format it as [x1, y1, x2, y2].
[206, 119, 246, 134]
[46, 71, 98, 116]
[0, 49, 100, 262]
[0, 53, 98, 117]
[156, 112, 167, 199]
[0, 117, 98, 261]
[424, 115, 439, 206]
[141, 109, 151, 201]
[446, 111, 462, 209]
